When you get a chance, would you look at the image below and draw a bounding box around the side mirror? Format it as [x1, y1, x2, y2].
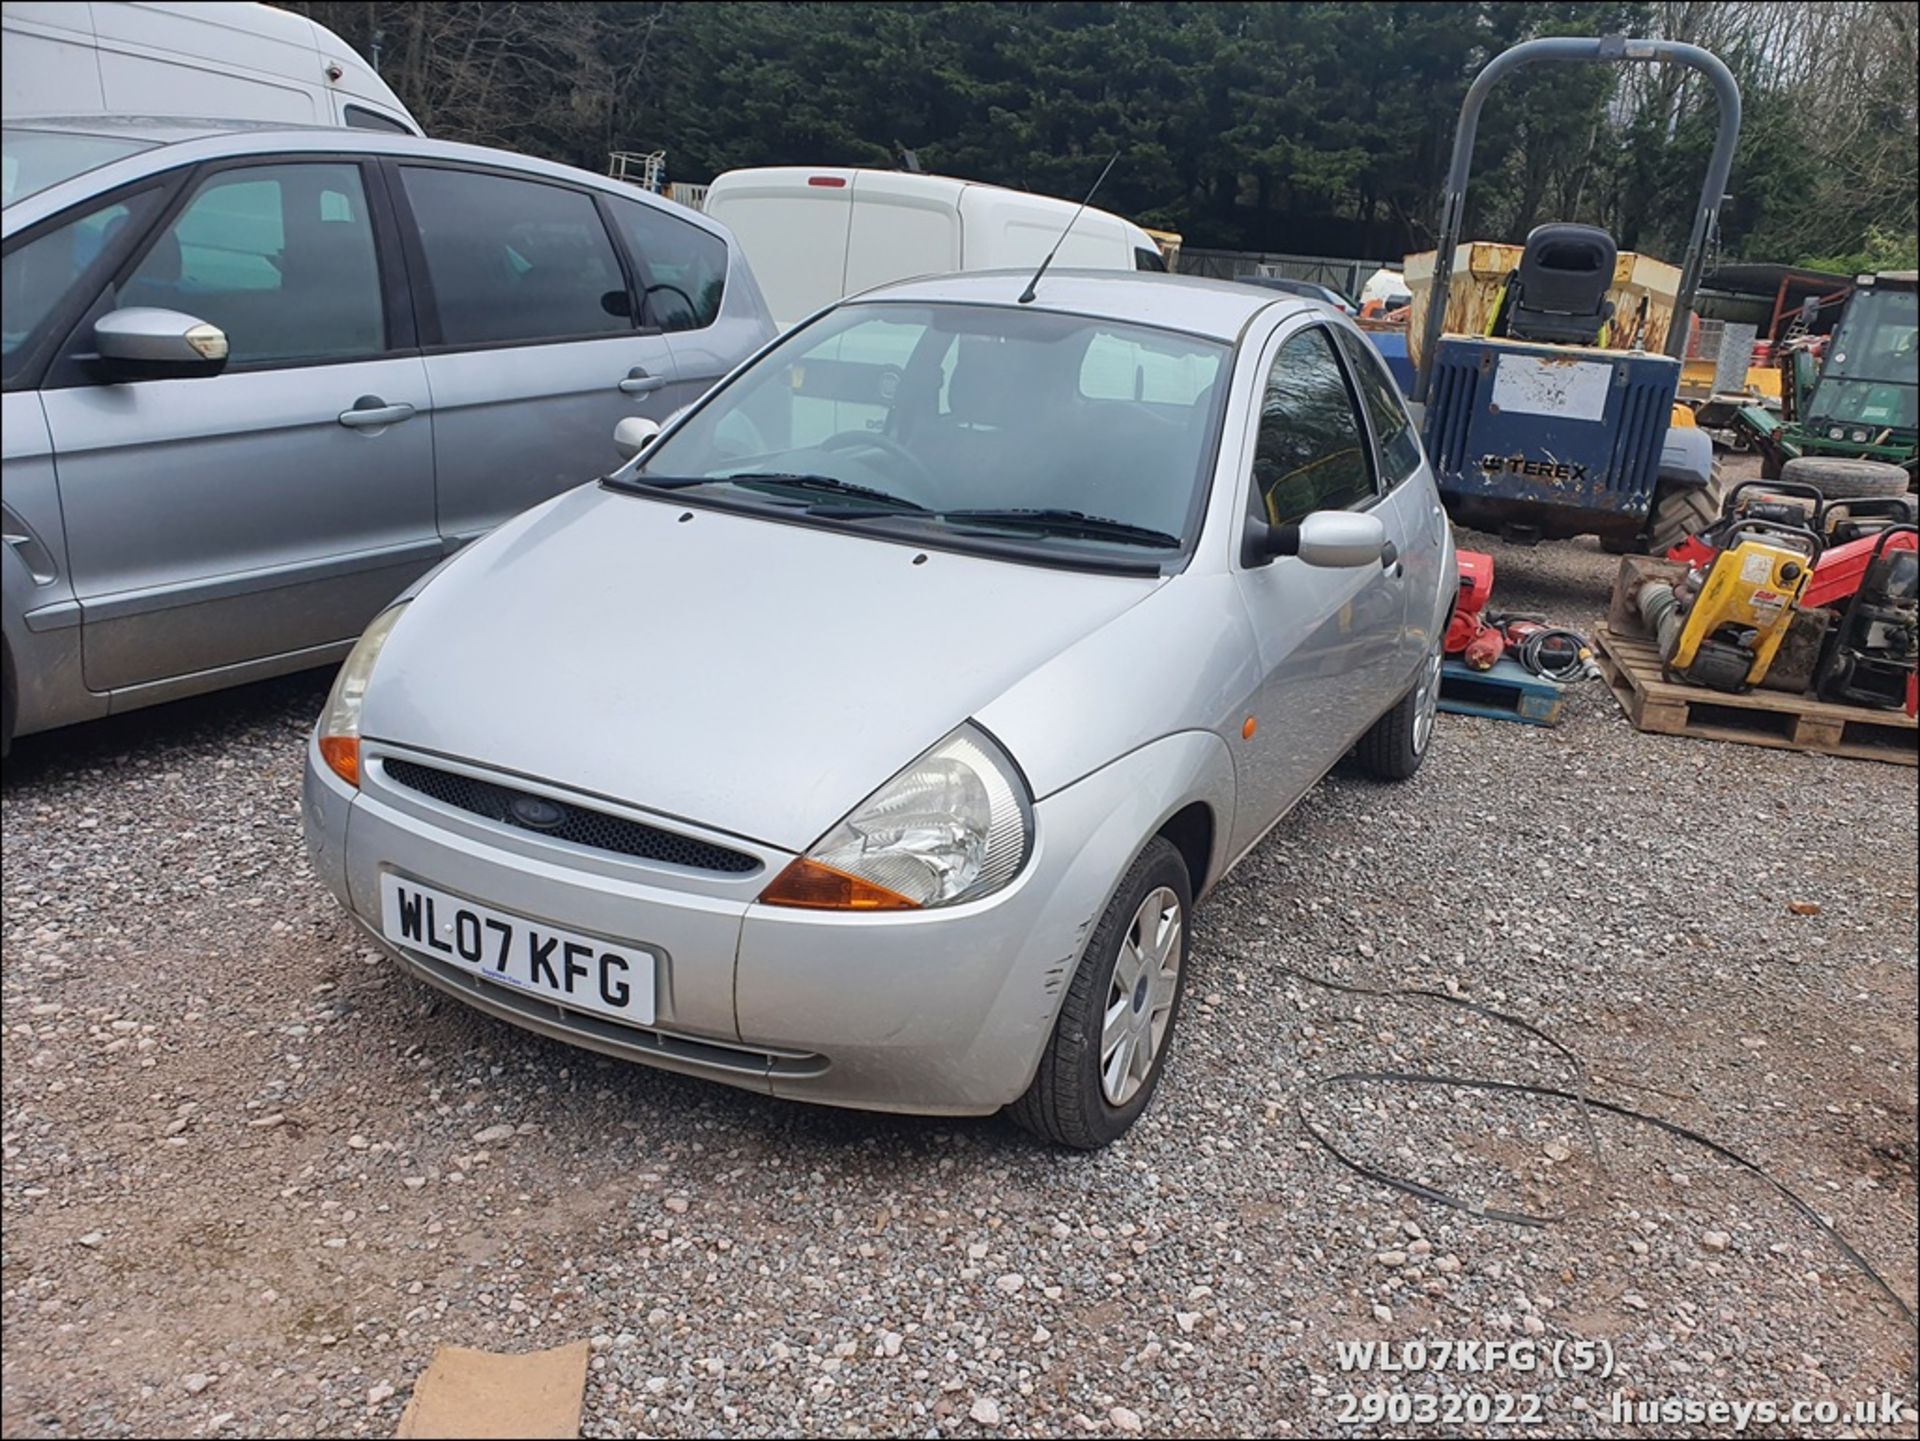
[93, 308, 229, 380]
[1243, 508, 1389, 569]
[613, 415, 662, 461]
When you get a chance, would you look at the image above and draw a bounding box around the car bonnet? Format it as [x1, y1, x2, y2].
[358, 485, 1162, 853]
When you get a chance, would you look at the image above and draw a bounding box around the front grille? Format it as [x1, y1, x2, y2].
[381, 758, 760, 874]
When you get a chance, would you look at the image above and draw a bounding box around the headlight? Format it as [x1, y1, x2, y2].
[1850, 429, 1869, 443]
[1828, 426, 1845, 440]
[760, 724, 1032, 911]
[316, 603, 407, 787]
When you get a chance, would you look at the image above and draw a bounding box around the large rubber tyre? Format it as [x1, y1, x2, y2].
[1007, 837, 1192, 1150]
[1351, 641, 1441, 781]
[1643, 460, 1729, 554]
[1779, 456, 1912, 500]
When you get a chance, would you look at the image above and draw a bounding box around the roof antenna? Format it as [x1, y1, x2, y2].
[1018, 151, 1120, 304]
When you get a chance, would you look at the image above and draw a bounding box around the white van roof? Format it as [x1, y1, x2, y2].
[2, 1, 418, 131]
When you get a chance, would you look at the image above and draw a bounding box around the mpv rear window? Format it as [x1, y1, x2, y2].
[606, 196, 727, 331]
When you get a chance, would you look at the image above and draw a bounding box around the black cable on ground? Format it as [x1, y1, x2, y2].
[1278, 966, 1918, 1341]
[1516, 627, 1597, 682]
[1276, 966, 1609, 1203]
[1483, 613, 1600, 682]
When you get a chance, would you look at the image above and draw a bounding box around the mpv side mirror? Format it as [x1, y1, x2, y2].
[613, 416, 662, 461]
[93, 308, 229, 380]
[1243, 508, 1389, 569]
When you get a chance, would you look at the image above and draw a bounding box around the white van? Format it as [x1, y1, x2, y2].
[1, 1, 419, 134]
[703, 166, 1166, 329]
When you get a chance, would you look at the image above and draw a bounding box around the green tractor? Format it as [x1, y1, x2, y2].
[1733, 270, 1918, 496]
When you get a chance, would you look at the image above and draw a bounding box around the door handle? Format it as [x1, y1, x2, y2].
[338, 397, 416, 429]
[1380, 540, 1400, 572]
[619, 368, 666, 395]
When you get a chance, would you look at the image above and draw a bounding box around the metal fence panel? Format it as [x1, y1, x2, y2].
[1176, 248, 1394, 300]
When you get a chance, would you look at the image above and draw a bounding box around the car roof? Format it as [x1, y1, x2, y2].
[2, 114, 323, 144]
[847, 268, 1311, 343]
[1237, 275, 1347, 299]
[2, 121, 735, 242]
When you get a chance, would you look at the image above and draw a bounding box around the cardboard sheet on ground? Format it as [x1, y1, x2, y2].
[395, 1340, 589, 1439]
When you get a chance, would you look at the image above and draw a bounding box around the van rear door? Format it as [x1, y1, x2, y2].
[703, 168, 855, 330]
[844, 171, 961, 294]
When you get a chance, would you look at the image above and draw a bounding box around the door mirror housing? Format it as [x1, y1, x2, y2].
[92, 308, 229, 380]
[1243, 508, 1388, 569]
[613, 415, 662, 461]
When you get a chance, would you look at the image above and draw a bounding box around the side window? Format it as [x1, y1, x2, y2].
[1334, 327, 1424, 486]
[1248, 327, 1376, 529]
[401, 167, 629, 347]
[1134, 246, 1168, 273]
[2, 191, 161, 383]
[343, 105, 413, 134]
[605, 197, 728, 331]
[119, 162, 384, 367]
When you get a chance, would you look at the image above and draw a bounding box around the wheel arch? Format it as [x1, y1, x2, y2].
[1157, 800, 1216, 902]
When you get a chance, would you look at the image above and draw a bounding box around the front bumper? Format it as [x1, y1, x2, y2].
[303, 735, 1153, 1115]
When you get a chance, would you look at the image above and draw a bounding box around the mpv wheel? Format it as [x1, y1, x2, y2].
[1008, 837, 1192, 1149]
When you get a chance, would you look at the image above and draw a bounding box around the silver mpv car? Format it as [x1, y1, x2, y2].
[303, 270, 1454, 1148]
[1, 118, 773, 749]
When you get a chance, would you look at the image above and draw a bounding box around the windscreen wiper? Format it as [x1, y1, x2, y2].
[718, 472, 928, 510]
[936, 507, 1182, 549]
[603, 471, 926, 511]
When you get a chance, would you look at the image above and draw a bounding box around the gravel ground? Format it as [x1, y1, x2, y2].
[3, 525, 1915, 1439]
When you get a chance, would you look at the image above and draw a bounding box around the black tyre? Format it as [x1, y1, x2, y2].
[1779, 456, 1911, 500]
[1643, 460, 1729, 554]
[1008, 837, 1192, 1150]
[1352, 642, 1441, 781]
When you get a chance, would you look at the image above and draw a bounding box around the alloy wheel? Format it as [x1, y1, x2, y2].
[1100, 886, 1182, 1106]
[1412, 643, 1443, 755]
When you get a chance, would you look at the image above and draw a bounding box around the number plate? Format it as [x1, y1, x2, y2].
[379, 874, 656, 1026]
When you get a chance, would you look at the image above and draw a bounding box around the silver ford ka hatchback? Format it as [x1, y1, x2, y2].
[302, 270, 1454, 1148]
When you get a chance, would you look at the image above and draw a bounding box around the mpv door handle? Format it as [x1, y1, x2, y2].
[338, 397, 416, 429]
[1380, 540, 1400, 573]
[618, 367, 666, 395]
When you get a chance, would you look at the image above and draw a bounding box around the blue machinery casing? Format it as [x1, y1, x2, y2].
[1423, 337, 1681, 541]
[1410, 35, 1739, 543]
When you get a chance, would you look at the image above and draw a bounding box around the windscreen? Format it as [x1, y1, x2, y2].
[636, 301, 1229, 558]
[2, 130, 155, 206]
[1811, 288, 1918, 432]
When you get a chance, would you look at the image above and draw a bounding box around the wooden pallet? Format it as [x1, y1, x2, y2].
[1591, 626, 1917, 766]
[1439, 656, 1566, 727]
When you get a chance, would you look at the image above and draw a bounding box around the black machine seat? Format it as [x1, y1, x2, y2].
[1499, 223, 1618, 346]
